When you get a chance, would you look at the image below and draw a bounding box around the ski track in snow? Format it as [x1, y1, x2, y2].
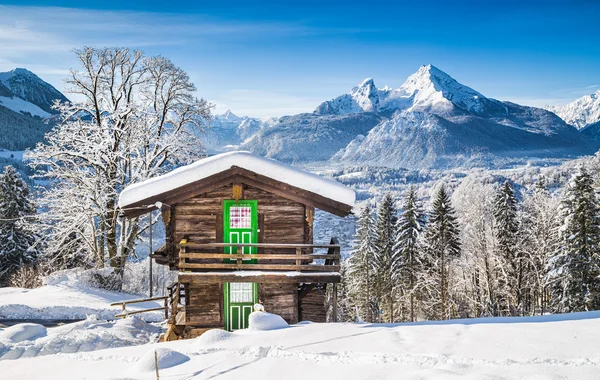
[225, 345, 600, 368]
[64, 344, 597, 369]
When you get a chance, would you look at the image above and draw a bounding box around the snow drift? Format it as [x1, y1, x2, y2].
[134, 348, 189, 372]
[248, 311, 288, 331]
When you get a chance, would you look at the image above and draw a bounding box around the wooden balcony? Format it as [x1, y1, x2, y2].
[178, 238, 341, 273]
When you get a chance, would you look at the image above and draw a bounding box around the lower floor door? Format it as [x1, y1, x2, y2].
[224, 282, 258, 331]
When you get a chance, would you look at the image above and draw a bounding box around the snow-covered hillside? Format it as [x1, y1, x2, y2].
[548, 90, 600, 129]
[0, 96, 51, 118]
[0, 268, 165, 322]
[2, 311, 600, 379]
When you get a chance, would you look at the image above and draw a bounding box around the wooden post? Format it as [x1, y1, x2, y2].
[149, 211, 153, 298]
[332, 282, 338, 322]
[295, 247, 301, 266]
[237, 245, 243, 265]
[164, 298, 169, 319]
[154, 350, 160, 380]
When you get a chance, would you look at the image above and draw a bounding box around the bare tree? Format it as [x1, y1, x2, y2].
[27, 47, 212, 271]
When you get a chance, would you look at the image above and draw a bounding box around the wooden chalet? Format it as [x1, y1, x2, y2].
[119, 151, 355, 338]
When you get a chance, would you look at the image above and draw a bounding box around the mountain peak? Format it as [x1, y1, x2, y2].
[0, 68, 68, 114]
[223, 109, 238, 119]
[356, 77, 375, 89]
[12, 68, 37, 77]
[548, 89, 600, 129]
[401, 64, 494, 114]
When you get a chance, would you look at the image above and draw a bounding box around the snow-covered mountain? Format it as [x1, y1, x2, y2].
[202, 110, 267, 153]
[243, 65, 596, 167]
[316, 65, 506, 117]
[0, 68, 68, 115]
[242, 112, 382, 162]
[547, 90, 600, 129]
[0, 68, 68, 150]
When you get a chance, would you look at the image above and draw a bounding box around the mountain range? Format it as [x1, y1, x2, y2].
[3, 65, 600, 170]
[547, 90, 600, 130]
[236, 65, 599, 168]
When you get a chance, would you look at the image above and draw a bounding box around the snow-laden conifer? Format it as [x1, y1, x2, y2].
[347, 204, 377, 322]
[374, 193, 398, 322]
[393, 185, 426, 321]
[421, 184, 461, 320]
[0, 166, 38, 285]
[493, 180, 523, 316]
[550, 166, 600, 312]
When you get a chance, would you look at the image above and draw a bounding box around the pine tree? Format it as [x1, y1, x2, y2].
[550, 166, 600, 312]
[422, 185, 461, 320]
[493, 180, 523, 316]
[0, 166, 38, 285]
[347, 205, 377, 322]
[394, 185, 426, 321]
[374, 193, 398, 322]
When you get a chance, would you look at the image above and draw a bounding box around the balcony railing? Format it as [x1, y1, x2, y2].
[178, 238, 341, 272]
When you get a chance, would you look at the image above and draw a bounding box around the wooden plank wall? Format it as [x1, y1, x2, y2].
[299, 287, 327, 322]
[185, 283, 223, 327]
[259, 283, 298, 324]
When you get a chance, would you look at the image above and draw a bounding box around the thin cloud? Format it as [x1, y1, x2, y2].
[213, 89, 322, 118]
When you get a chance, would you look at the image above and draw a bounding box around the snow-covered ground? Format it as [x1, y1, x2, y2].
[2, 311, 600, 379]
[0, 316, 161, 360]
[0, 150, 24, 161]
[0, 269, 164, 321]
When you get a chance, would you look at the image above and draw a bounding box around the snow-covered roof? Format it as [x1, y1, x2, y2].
[119, 151, 355, 209]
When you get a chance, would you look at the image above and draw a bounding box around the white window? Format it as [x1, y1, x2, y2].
[230, 206, 252, 229]
[230, 282, 254, 303]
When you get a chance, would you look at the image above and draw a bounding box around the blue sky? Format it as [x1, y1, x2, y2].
[0, 0, 599, 117]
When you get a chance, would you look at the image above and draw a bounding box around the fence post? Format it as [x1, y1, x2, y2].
[149, 211, 153, 298]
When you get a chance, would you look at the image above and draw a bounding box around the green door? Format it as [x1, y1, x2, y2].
[223, 200, 259, 330]
[223, 200, 258, 263]
[224, 282, 258, 330]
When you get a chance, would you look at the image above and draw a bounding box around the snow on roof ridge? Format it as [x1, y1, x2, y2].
[119, 151, 355, 208]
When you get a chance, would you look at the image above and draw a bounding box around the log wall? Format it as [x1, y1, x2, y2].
[184, 283, 223, 327]
[259, 283, 299, 324]
[299, 287, 327, 322]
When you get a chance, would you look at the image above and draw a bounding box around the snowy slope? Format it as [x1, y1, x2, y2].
[0, 269, 165, 322]
[547, 90, 600, 129]
[2, 311, 600, 379]
[315, 65, 505, 117]
[581, 120, 600, 142]
[0, 317, 161, 360]
[0, 96, 51, 118]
